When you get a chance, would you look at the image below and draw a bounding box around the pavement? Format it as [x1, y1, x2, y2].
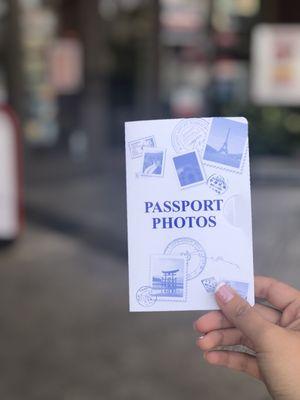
[0, 224, 270, 400]
[0, 152, 300, 399]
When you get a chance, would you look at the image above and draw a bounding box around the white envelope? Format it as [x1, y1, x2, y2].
[125, 117, 254, 312]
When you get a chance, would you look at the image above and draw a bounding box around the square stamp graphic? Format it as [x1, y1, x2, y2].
[201, 277, 248, 299]
[128, 136, 156, 159]
[225, 280, 249, 299]
[203, 118, 248, 173]
[141, 148, 166, 177]
[173, 151, 206, 189]
[150, 255, 187, 302]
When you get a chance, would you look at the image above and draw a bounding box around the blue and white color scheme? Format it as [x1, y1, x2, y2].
[136, 286, 157, 307]
[201, 277, 218, 293]
[125, 117, 254, 311]
[128, 136, 156, 158]
[173, 151, 205, 188]
[207, 174, 228, 195]
[164, 237, 206, 281]
[225, 280, 249, 299]
[142, 148, 165, 177]
[150, 255, 187, 301]
[172, 118, 209, 154]
[203, 118, 248, 173]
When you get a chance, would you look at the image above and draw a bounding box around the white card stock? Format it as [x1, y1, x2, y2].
[125, 117, 254, 312]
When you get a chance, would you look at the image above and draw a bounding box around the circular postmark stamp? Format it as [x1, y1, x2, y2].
[207, 174, 228, 195]
[172, 118, 209, 154]
[136, 286, 157, 307]
[164, 237, 207, 281]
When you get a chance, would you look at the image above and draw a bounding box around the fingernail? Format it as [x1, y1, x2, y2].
[215, 282, 234, 304]
[195, 334, 205, 346]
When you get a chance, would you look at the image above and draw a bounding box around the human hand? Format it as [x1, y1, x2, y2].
[194, 276, 300, 400]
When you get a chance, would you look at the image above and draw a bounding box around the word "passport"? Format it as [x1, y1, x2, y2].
[125, 117, 254, 312]
[145, 199, 223, 229]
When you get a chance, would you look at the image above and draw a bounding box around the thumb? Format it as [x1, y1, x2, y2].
[215, 282, 274, 349]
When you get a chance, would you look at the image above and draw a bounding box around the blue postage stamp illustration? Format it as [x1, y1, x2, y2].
[225, 280, 249, 299]
[201, 278, 248, 299]
[203, 118, 248, 173]
[128, 136, 156, 158]
[142, 148, 166, 177]
[150, 255, 187, 302]
[173, 151, 206, 189]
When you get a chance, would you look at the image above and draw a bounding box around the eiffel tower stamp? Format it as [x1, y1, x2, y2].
[202, 117, 248, 174]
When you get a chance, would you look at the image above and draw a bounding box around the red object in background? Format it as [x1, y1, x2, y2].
[0, 105, 23, 242]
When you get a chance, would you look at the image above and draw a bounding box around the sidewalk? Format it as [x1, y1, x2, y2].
[0, 223, 271, 400]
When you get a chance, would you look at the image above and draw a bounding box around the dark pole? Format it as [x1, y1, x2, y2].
[78, 0, 109, 166]
[136, 0, 160, 118]
[151, 0, 160, 116]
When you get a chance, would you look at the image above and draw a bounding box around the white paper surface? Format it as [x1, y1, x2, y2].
[125, 117, 254, 312]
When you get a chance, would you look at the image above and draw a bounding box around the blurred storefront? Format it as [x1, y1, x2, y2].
[1, 0, 300, 169]
[18, 0, 160, 166]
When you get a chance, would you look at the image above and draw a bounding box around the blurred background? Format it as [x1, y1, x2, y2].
[0, 0, 300, 399]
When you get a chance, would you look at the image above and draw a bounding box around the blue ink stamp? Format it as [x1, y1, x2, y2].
[203, 118, 248, 173]
[207, 174, 228, 195]
[142, 148, 166, 177]
[225, 280, 249, 299]
[173, 151, 205, 189]
[164, 237, 206, 281]
[201, 277, 218, 293]
[128, 136, 156, 158]
[136, 286, 157, 307]
[172, 118, 209, 154]
[150, 255, 187, 302]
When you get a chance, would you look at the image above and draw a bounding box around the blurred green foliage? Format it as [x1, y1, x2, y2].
[247, 107, 300, 155]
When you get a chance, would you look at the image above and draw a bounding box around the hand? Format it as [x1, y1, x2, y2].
[194, 276, 300, 400]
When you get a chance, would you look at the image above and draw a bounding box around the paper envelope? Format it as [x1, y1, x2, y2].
[125, 117, 254, 312]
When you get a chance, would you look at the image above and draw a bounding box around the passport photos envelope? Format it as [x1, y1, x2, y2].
[125, 117, 254, 312]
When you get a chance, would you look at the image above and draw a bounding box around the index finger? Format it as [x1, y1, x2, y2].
[255, 276, 300, 310]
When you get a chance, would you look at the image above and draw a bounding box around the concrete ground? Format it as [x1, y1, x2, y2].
[0, 223, 270, 400]
[1, 155, 300, 399]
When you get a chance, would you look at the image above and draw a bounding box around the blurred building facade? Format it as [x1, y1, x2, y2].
[1, 0, 300, 171]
